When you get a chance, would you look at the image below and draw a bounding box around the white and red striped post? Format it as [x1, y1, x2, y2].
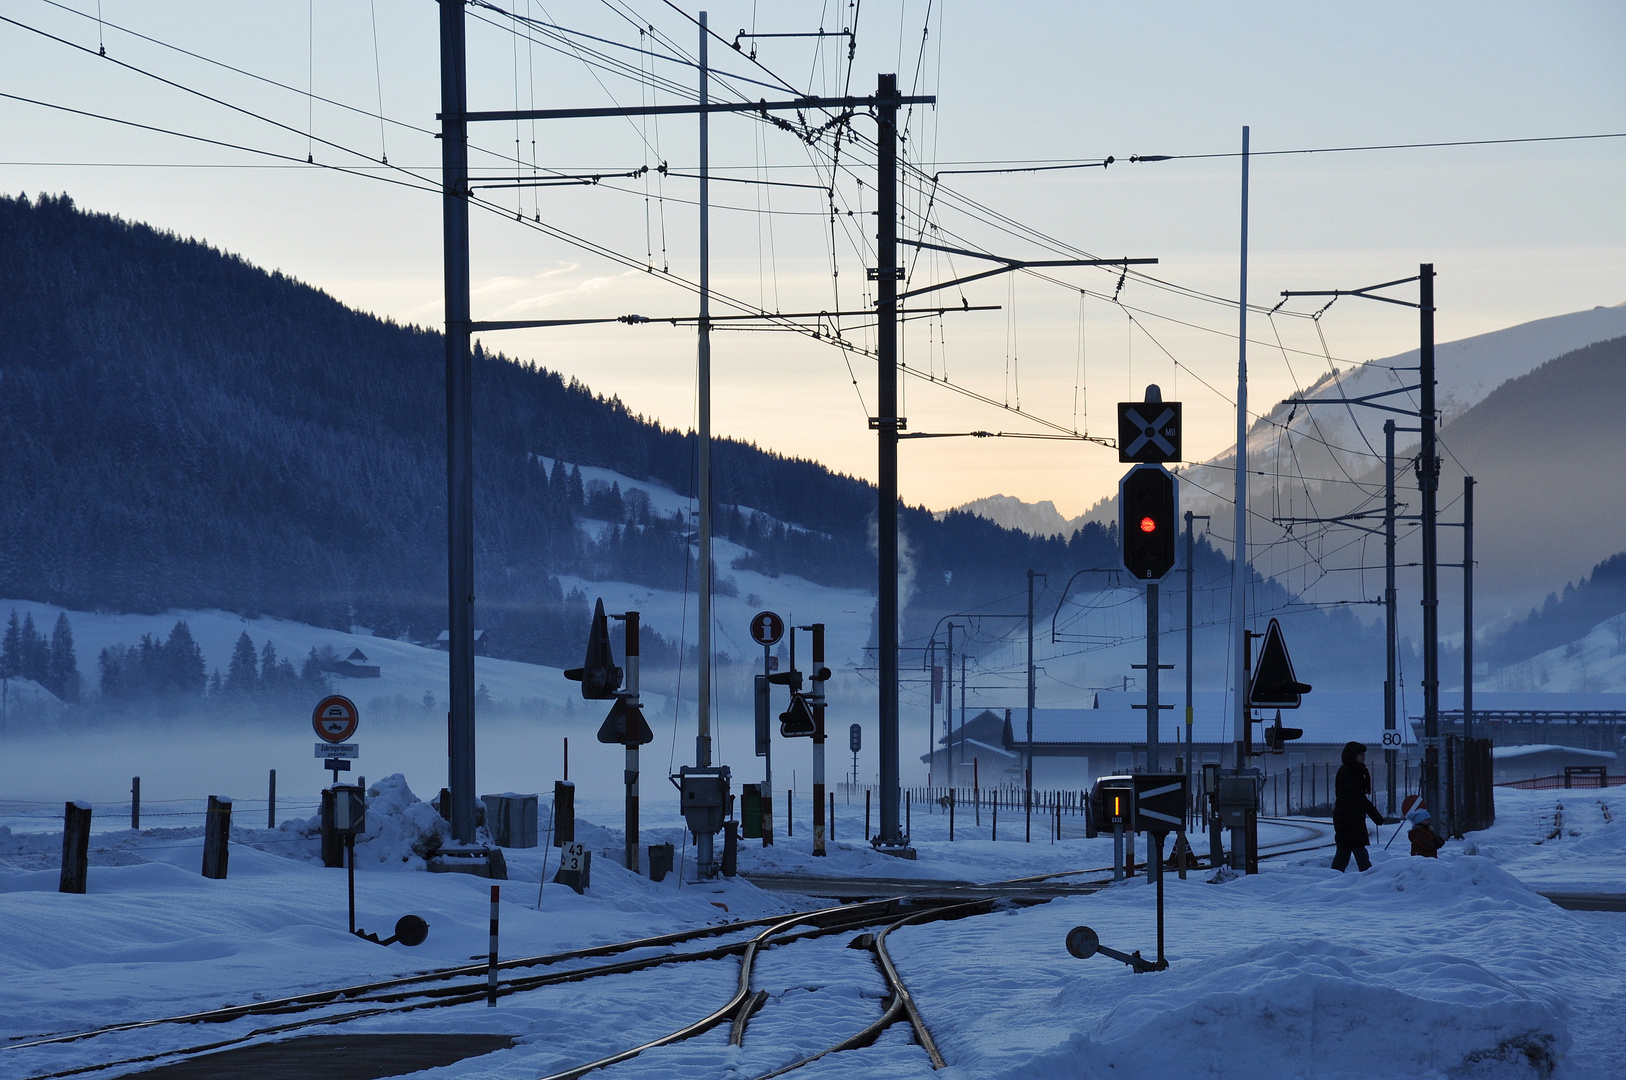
[487, 884, 500, 1006]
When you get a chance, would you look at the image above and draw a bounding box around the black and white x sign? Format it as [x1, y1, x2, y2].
[1117, 400, 1182, 463]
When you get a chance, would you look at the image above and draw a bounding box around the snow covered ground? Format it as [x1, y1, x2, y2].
[1, 779, 1621, 1079]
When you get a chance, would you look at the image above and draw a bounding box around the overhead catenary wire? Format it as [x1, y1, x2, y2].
[9, 1, 1544, 499]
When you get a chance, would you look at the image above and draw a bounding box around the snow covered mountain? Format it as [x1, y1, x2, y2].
[940, 495, 1088, 538]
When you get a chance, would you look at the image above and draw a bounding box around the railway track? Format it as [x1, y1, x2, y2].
[7, 898, 915, 1080]
[11, 817, 1341, 1080]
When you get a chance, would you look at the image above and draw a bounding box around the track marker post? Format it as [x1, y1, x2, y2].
[60, 801, 91, 894]
[487, 885, 500, 1006]
[202, 795, 232, 880]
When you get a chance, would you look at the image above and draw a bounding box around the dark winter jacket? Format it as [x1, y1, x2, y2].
[1332, 762, 1385, 848]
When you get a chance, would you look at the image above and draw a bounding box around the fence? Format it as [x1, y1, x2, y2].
[1498, 772, 1626, 791]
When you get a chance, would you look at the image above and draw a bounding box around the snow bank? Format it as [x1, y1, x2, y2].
[1033, 939, 1566, 1079]
[277, 773, 450, 868]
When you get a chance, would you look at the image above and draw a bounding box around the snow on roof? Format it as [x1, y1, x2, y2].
[1492, 744, 1617, 761]
[1013, 691, 1417, 747]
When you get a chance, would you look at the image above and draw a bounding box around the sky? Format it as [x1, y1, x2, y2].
[2, 0, 1622, 518]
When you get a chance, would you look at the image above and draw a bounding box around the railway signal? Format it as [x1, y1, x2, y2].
[779, 692, 816, 737]
[1119, 463, 1178, 581]
[1117, 389, 1182, 463]
[1248, 618, 1311, 708]
[564, 598, 623, 699]
[1262, 711, 1303, 754]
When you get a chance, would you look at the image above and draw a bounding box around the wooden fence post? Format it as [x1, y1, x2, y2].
[130, 777, 140, 830]
[202, 795, 232, 879]
[60, 801, 92, 894]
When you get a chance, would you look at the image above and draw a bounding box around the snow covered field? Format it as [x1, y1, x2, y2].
[1, 779, 1621, 1080]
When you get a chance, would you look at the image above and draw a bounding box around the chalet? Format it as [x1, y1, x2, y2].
[319, 647, 381, 679]
[920, 709, 1023, 787]
[433, 629, 491, 655]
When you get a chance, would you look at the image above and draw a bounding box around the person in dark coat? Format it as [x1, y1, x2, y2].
[1331, 741, 1385, 871]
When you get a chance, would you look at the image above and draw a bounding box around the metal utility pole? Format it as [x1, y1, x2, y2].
[1185, 512, 1208, 828]
[809, 623, 827, 856]
[759, 640, 774, 845]
[438, 0, 476, 845]
[944, 622, 954, 785]
[926, 638, 937, 788]
[1026, 570, 1039, 825]
[693, 11, 716, 878]
[1463, 475, 1475, 746]
[1145, 583, 1162, 773]
[1385, 419, 1398, 816]
[873, 72, 908, 853]
[1231, 125, 1251, 774]
[623, 612, 641, 874]
[960, 651, 968, 771]
[436, 6, 932, 862]
[1278, 268, 1439, 816]
[1419, 264, 1441, 821]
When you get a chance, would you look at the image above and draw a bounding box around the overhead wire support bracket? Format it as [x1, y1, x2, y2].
[1280, 275, 1429, 311]
[1283, 384, 1424, 417]
[896, 241, 1158, 302]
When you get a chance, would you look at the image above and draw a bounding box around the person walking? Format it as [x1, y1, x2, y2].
[1331, 741, 1385, 872]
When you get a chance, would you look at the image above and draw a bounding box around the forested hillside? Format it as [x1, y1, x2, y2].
[0, 194, 1092, 664]
[0, 193, 1385, 682]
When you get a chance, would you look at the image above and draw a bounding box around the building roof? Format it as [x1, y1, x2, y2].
[999, 691, 1418, 749]
[1492, 744, 1617, 761]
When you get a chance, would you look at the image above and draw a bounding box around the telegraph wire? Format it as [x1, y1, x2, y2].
[0, 13, 410, 173]
[0, 90, 439, 194]
[36, 0, 437, 141]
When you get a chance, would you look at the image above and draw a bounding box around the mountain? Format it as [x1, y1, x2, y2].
[0, 193, 1136, 666]
[1469, 551, 1626, 672]
[942, 495, 1088, 538]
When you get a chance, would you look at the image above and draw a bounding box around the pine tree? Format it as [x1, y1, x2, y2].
[301, 647, 330, 691]
[48, 612, 79, 703]
[98, 646, 125, 701]
[20, 612, 48, 684]
[567, 465, 585, 509]
[164, 622, 207, 697]
[225, 631, 259, 696]
[259, 639, 279, 688]
[0, 611, 19, 680]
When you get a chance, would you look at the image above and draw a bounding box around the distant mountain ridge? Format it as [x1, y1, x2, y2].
[0, 193, 1147, 667]
[941, 495, 1089, 538]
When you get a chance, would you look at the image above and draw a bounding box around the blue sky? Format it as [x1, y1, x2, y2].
[2, 1, 1621, 515]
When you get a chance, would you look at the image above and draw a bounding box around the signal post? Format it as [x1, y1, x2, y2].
[808, 624, 828, 856]
[1118, 388, 1181, 773]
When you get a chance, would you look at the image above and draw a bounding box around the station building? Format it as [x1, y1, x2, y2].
[923, 690, 1624, 792]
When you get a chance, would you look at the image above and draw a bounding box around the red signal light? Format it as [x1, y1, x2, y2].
[1139, 516, 1156, 533]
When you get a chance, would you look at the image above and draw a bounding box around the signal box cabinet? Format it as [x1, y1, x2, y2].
[481, 792, 539, 848]
[679, 766, 731, 836]
[1215, 774, 1263, 830]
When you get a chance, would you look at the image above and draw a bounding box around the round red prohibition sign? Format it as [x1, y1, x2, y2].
[312, 695, 360, 743]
